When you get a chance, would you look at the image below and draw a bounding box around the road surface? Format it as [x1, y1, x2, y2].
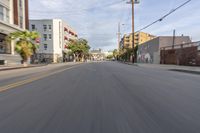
[0, 62, 200, 133]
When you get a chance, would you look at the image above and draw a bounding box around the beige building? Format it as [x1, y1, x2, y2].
[120, 32, 156, 49]
[0, 0, 29, 65]
[90, 49, 105, 61]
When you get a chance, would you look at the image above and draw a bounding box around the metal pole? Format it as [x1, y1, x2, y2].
[118, 22, 121, 50]
[132, 0, 135, 63]
[172, 29, 176, 49]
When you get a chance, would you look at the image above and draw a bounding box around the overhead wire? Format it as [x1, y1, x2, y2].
[135, 0, 192, 33]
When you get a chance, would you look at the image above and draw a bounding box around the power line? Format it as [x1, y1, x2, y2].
[135, 0, 192, 33]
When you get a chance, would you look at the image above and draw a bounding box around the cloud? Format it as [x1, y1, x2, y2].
[29, 0, 200, 51]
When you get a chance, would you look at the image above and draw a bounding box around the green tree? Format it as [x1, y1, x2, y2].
[118, 48, 134, 62]
[7, 31, 40, 66]
[113, 49, 119, 60]
[67, 38, 90, 62]
[106, 54, 114, 60]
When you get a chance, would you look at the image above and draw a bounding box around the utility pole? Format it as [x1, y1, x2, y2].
[127, 0, 139, 63]
[172, 29, 176, 49]
[131, 0, 135, 63]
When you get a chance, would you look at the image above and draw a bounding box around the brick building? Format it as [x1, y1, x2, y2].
[160, 42, 200, 66]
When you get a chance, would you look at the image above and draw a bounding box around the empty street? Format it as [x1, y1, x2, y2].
[0, 62, 200, 133]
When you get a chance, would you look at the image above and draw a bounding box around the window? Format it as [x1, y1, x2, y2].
[6, 8, 9, 22]
[0, 5, 9, 22]
[31, 25, 36, 30]
[0, 39, 3, 51]
[49, 25, 52, 30]
[44, 44, 47, 50]
[0, 38, 5, 53]
[19, 0, 22, 8]
[43, 34, 47, 41]
[43, 25, 47, 31]
[0, 5, 3, 21]
[19, 16, 23, 28]
[0, 44, 5, 53]
[0, 45, 4, 53]
[49, 34, 52, 40]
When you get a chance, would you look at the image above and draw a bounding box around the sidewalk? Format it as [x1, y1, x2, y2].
[0, 64, 47, 71]
[0, 62, 83, 72]
[122, 62, 200, 74]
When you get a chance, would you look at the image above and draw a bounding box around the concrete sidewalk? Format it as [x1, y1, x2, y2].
[122, 62, 200, 74]
[0, 62, 83, 71]
[0, 64, 48, 71]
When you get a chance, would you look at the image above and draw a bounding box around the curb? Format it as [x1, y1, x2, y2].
[118, 61, 139, 66]
[0, 64, 48, 71]
[117, 61, 200, 75]
[169, 69, 200, 75]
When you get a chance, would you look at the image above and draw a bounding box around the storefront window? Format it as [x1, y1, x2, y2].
[0, 39, 6, 53]
[0, 34, 11, 54]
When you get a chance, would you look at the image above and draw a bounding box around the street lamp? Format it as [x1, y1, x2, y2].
[117, 22, 125, 50]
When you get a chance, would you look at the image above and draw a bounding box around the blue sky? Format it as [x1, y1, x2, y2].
[29, 0, 200, 51]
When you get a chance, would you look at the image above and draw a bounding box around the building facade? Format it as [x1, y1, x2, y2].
[137, 36, 191, 64]
[90, 49, 105, 61]
[29, 19, 78, 63]
[120, 32, 155, 49]
[0, 0, 29, 65]
[160, 41, 200, 66]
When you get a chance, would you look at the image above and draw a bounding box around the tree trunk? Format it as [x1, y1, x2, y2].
[73, 54, 76, 62]
[22, 57, 29, 67]
[81, 55, 85, 62]
[23, 61, 28, 67]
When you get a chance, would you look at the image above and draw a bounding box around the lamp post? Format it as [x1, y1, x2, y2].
[117, 22, 121, 51]
[117, 22, 125, 51]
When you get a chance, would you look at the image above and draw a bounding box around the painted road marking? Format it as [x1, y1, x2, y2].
[0, 65, 80, 93]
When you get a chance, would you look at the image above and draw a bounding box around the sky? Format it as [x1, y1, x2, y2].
[29, 0, 200, 51]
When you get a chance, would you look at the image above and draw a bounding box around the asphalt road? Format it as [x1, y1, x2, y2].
[0, 62, 200, 133]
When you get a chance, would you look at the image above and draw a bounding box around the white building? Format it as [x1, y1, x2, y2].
[90, 49, 106, 61]
[29, 19, 78, 63]
[0, 0, 29, 65]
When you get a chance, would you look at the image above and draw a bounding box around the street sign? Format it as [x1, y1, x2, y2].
[127, 0, 140, 4]
[134, 0, 140, 4]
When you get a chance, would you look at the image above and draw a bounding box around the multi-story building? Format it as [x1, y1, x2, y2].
[29, 19, 78, 63]
[0, 0, 29, 65]
[120, 32, 156, 49]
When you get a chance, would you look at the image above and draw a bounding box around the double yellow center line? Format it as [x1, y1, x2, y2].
[0, 65, 79, 93]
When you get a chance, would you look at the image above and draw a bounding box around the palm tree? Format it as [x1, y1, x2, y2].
[7, 31, 40, 66]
